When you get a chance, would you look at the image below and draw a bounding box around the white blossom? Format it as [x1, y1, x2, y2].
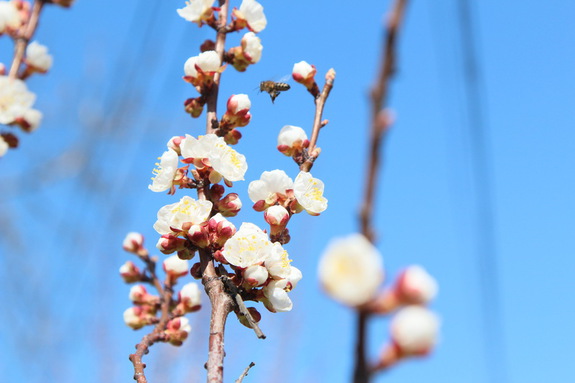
[221, 222, 273, 268]
[180, 282, 202, 308]
[181, 134, 247, 182]
[0, 76, 36, 125]
[243, 264, 269, 286]
[236, 0, 267, 33]
[153, 196, 212, 235]
[227, 93, 251, 114]
[293, 171, 328, 215]
[0, 1, 20, 33]
[21, 108, 42, 131]
[241, 32, 262, 63]
[248, 170, 293, 203]
[183, 56, 199, 78]
[263, 279, 293, 312]
[177, 316, 192, 334]
[163, 254, 190, 274]
[391, 306, 440, 355]
[129, 285, 147, 302]
[292, 61, 315, 79]
[318, 234, 384, 307]
[277, 125, 307, 148]
[149, 149, 179, 192]
[397, 265, 438, 304]
[0, 135, 8, 157]
[177, 0, 215, 25]
[265, 242, 292, 279]
[197, 50, 220, 72]
[25, 41, 53, 72]
[287, 266, 303, 289]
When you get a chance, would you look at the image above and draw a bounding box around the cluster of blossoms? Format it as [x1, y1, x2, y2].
[121, 1, 333, 360]
[120, 233, 201, 346]
[0, 0, 70, 157]
[319, 234, 440, 369]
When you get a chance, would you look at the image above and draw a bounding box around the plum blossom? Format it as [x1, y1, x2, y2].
[293, 171, 328, 215]
[180, 134, 247, 182]
[264, 205, 289, 227]
[179, 282, 202, 311]
[153, 196, 212, 235]
[241, 32, 262, 63]
[277, 125, 308, 156]
[243, 265, 269, 287]
[221, 222, 273, 268]
[25, 41, 53, 72]
[265, 242, 292, 279]
[183, 51, 221, 86]
[233, 0, 267, 33]
[149, 149, 179, 192]
[248, 169, 293, 203]
[318, 234, 384, 307]
[391, 306, 440, 355]
[0, 1, 20, 34]
[395, 265, 438, 305]
[292, 60, 317, 88]
[263, 279, 293, 312]
[0, 75, 38, 125]
[177, 0, 215, 25]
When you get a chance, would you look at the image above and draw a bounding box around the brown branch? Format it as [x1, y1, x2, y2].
[205, 0, 230, 134]
[9, 0, 44, 79]
[200, 250, 234, 383]
[235, 362, 255, 383]
[129, 252, 174, 382]
[300, 69, 336, 172]
[354, 1, 409, 383]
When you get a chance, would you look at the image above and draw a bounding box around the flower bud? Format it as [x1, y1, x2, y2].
[208, 213, 237, 247]
[292, 61, 318, 92]
[223, 129, 242, 145]
[123, 306, 156, 330]
[119, 261, 141, 283]
[24, 41, 53, 73]
[391, 306, 439, 356]
[243, 265, 269, 287]
[122, 232, 145, 254]
[190, 262, 202, 279]
[183, 51, 221, 88]
[177, 282, 202, 312]
[394, 265, 438, 305]
[129, 285, 159, 306]
[277, 125, 309, 156]
[156, 234, 187, 254]
[165, 317, 192, 346]
[187, 224, 209, 249]
[264, 205, 290, 227]
[163, 255, 190, 283]
[167, 135, 184, 155]
[177, 247, 196, 260]
[14, 108, 42, 132]
[184, 97, 205, 118]
[216, 193, 242, 217]
[221, 94, 251, 130]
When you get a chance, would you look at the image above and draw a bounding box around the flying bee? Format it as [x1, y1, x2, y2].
[260, 80, 291, 103]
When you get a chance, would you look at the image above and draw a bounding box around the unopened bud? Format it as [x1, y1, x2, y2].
[122, 232, 145, 254]
[264, 205, 290, 227]
[163, 255, 190, 283]
[129, 285, 159, 306]
[119, 261, 141, 283]
[165, 317, 192, 346]
[216, 193, 242, 217]
[156, 235, 187, 254]
[277, 125, 309, 157]
[178, 282, 202, 312]
[394, 265, 438, 305]
[184, 97, 205, 118]
[123, 306, 157, 330]
[243, 265, 269, 287]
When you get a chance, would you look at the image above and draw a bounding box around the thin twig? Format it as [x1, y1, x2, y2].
[235, 362, 256, 383]
[205, 0, 229, 134]
[300, 69, 336, 172]
[217, 264, 266, 339]
[9, 0, 44, 79]
[354, 1, 409, 383]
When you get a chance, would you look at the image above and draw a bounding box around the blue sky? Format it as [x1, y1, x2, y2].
[1, 1, 574, 382]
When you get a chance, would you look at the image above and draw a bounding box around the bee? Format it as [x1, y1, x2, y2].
[260, 80, 291, 103]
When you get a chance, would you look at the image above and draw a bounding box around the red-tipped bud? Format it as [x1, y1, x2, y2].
[190, 262, 202, 279]
[178, 282, 202, 313]
[163, 255, 190, 284]
[216, 193, 242, 217]
[210, 183, 226, 200]
[242, 265, 269, 287]
[123, 306, 157, 330]
[187, 224, 209, 249]
[292, 60, 318, 95]
[184, 97, 205, 118]
[156, 235, 187, 254]
[264, 205, 290, 227]
[165, 317, 191, 346]
[394, 265, 438, 305]
[122, 232, 145, 254]
[119, 261, 141, 283]
[223, 129, 242, 145]
[129, 285, 160, 306]
[167, 135, 185, 155]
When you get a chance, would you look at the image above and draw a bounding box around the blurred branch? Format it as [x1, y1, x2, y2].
[9, 0, 44, 79]
[354, 1, 408, 383]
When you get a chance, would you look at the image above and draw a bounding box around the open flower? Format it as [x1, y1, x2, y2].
[181, 134, 247, 182]
[265, 242, 292, 279]
[153, 196, 212, 235]
[318, 234, 384, 307]
[293, 171, 327, 215]
[0, 75, 37, 125]
[149, 149, 179, 193]
[263, 279, 293, 312]
[233, 0, 267, 33]
[25, 41, 53, 73]
[183, 51, 222, 87]
[177, 0, 215, 26]
[221, 222, 273, 268]
[248, 169, 293, 204]
[241, 32, 262, 63]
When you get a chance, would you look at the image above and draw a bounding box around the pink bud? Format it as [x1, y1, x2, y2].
[187, 224, 209, 249]
[178, 282, 202, 312]
[167, 136, 185, 155]
[165, 317, 191, 346]
[264, 205, 290, 227]
[394, 265, 438, 305]
[123, 232, 145, 254]
[216, 193, 242, 217]
[156, 235, 187, 254]
[119, 261, 141, 283]
[129, 285, 159, 306]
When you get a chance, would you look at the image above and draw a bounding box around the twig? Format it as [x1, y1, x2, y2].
[217, 264, 266, 339]
[235, 362, 256, 383]
[129, 252, 174, 382]
[205, 0, 229, 134]
[354, 1, 408, 383]
[9, 0, 45, 79]
[300, 69, 336, 172]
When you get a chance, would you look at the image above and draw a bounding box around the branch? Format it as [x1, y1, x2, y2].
[235, 362, 256, 383]
[354, 1, 409, 383]
[205, 0, 230, 134]
[300, 69, 336, 172]
[9, 0, 45, 79]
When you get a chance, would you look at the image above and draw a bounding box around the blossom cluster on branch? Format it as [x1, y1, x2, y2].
[0, 0, 72, 157]
[119, 1, 335, 381]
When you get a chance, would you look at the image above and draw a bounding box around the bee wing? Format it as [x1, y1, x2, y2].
[277, 74, 291, 83]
